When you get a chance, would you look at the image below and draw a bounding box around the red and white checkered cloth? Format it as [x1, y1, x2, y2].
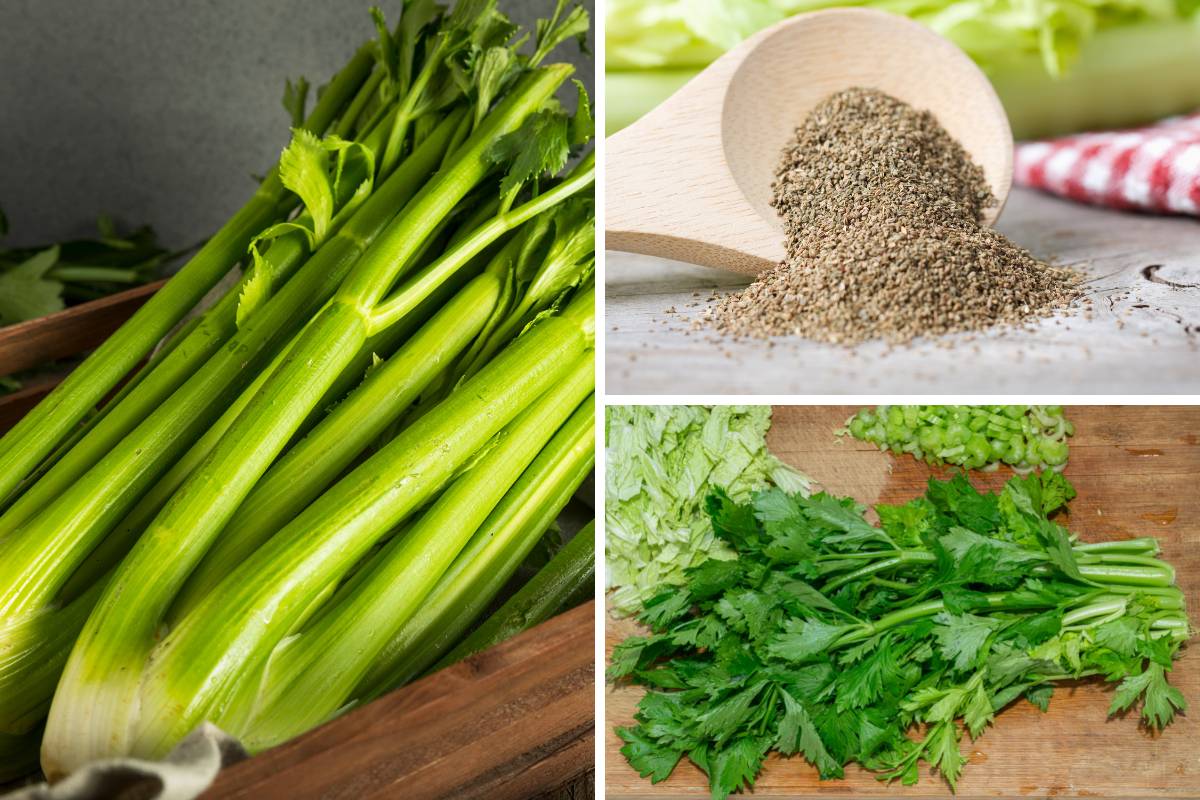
[1014, 112, 1200, 216]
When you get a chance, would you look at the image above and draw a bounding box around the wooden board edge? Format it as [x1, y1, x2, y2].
[204, 600, 596, 799]
[0, 279, 165, 376]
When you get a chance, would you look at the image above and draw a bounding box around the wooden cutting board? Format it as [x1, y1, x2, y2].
[606, 405, 1200, 799]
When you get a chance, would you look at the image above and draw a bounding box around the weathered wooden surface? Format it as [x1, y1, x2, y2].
[605, 189, 1200, 394]
[606, 406, 1200, 798]
[207, 600, 595, 800]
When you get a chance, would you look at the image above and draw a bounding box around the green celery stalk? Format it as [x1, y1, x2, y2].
[376, 5, 457, 176]
[44, 302, 365, 773]
[365, 150, 595, 334]
[0, 69, 398, 540]
[334, 67, 385, 140]
[0, 111, 470, 766]
[286, 237, 484, 447]
[0, 576, 107, 735]
[45, 265, 143, 284]
[171, 269, 505, 619]
[53, 329, 306, 605]
[357, 394, 595, 700]
[124, 285, 594, 760]
[2, 312, 204, 514]
[0, 110, 465, 620]
[232, 357, 594, 751]
[436, 517, 595, 669]
[0, 43, 375, 503]
[988, 21, 1200, 138]
[41, 66, 578, 775]
[0, 228, 308, 540]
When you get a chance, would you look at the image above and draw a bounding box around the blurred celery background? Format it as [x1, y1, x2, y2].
[606, 0, 1200, 138]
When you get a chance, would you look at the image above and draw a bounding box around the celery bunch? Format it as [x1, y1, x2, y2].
[0, 0, 594, 781]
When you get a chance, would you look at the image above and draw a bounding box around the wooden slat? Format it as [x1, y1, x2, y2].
[0, 279, 165, 376]
[206, 600, 596, 800]
[606, 406, 1200, 799]
[0, 378, 61, 432]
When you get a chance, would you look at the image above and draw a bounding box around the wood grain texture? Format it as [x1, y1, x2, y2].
[0, 279, 164, 376]
[605, 8, 1011, 275]
[605, 406, 1200, 799]
[534, 770, 597, 800]
[207, 600, 595, 800]
[605, 188, 1200, 394]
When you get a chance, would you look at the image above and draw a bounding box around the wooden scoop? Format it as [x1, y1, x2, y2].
[605, 8, 1014, 275]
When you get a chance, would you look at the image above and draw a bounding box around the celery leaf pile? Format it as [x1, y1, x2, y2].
[611, 472, 1189, 798]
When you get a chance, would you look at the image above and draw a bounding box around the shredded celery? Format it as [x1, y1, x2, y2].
[606, 405, 811, 615]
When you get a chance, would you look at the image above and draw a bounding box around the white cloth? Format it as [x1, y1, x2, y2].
[4, 725, 246, 800]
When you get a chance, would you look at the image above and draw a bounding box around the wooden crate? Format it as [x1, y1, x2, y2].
[0, 281, 165, 431]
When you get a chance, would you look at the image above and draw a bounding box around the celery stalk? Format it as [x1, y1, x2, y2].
[232, 358, 594, 750]
[988, 21, 1200, 138]
[0, 44, 375, 503]
[356, 395, 596, 700]
[0, 576, 107, 735]
[437, 517, 595, 669]
[171, 270, 505, 619]
[125, 286, 594, 760]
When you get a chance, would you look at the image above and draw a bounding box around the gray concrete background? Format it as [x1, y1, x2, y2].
[0, 0, 594, 248]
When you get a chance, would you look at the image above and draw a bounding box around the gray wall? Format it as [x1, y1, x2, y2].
[0, 0, 594, 248]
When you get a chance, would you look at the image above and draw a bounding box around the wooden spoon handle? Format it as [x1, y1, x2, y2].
[604, 57, 784, 276]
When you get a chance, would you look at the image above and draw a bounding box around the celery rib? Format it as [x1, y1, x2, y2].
[357, 392, 596, 699]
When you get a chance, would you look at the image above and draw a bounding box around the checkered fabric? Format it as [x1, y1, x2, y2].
[1014, 113, 1200, 216]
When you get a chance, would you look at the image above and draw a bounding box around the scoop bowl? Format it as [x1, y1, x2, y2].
[605, 8, 1014, 275]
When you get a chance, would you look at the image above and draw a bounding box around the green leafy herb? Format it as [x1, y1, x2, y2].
[611, 472, 1190, 798]
[0, 247, 64, 326]
[0, 215, 169, 328]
